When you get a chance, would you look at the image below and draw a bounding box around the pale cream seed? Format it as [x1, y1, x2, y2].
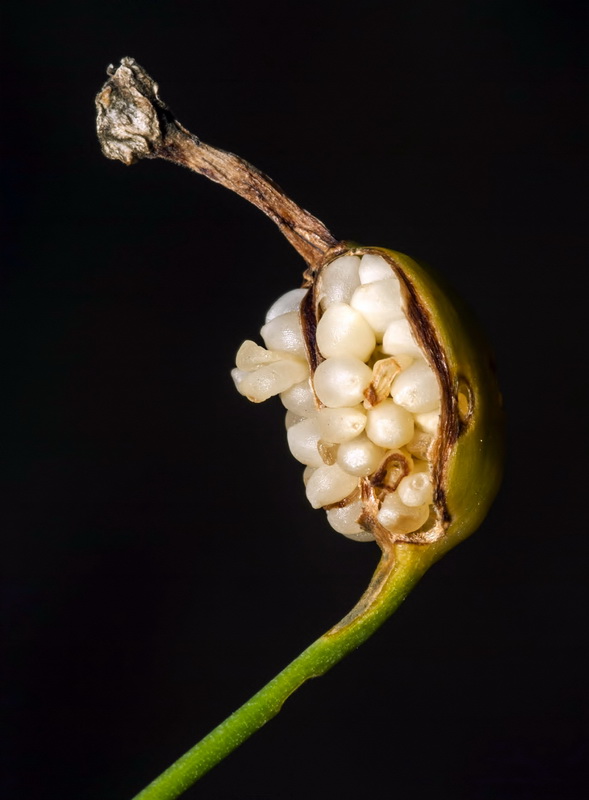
[313, 356, 374, 408]
[397, 471, 434, 507]
[382, 317, 423, 358]
[406, 430, 433, 460]
[326, 501, 375, 541]
[390, 358, 440, 414]
[280, 379, 318, 417]
[260, 310, 306, 358]
[284, 410, 304, 429]
[286, 418, 324, 468]
[316, 406, 367, 443]
[318, 255, 361, 308]
[336, 433, 386, 477]
[414, 408, 441, 435]
[305, 463, 359, 509]
[265, 287, 307, 323]
[377, 492, 430, 534]
[358, 254, 395, 284]
[350, 279, 404, 340]
[235, 340, 283, 371]
[231, 359, 308, 403]
[365, 398, 414, 449]
[316, 303, 376, 361]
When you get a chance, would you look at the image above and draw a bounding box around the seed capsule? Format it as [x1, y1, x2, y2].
[232, 248, 504, 549]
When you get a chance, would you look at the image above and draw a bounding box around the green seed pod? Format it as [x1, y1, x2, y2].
[298, 245, 504, 556]
[237, 242, 504, 558]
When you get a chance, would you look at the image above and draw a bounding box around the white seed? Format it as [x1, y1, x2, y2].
[377, 492, 430, 534]
[318, 255, 361, 308]
[303, 466, 315, 486]
[280, 379, 318, 417]
[235, 339, 302, 372]
[287, 418, 324, 467]
[231, 359, 308, 403]
[390, 358, 440, 414]
[406, 430, 433, 460]
[260, 311, 306, 358]
[365, 398, 414, 449]
[397, 472, 434, 507]
[313, 356, 373, 408]
[350, 279, 404, 340]
[414, 408, 441, 434]
[284, 410, 304, 429]
[336, 434, 386, 477]
[316, 406, 367, 443]
[382, 318, 423, 358]
[316, 303, 376, 361]
[358, 253, 396, 284]
[326, 501, 375, 541]
[305, 463, 359, 509]
[265, 288, 307, 323]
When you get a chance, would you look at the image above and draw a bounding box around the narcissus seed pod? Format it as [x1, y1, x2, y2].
[233, 246, 504, 552]
[96, 57, 504, 558]
[95, 58, 506, 797]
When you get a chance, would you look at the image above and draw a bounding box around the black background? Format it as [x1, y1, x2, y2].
[2, 1, 588, 798]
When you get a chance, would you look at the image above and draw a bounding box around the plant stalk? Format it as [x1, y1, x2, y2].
[131, 544, 437, 799]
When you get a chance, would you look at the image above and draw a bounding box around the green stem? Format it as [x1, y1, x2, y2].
[131, 543, 440, 800]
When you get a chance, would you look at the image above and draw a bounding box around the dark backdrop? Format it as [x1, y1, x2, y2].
[2, 2, 587, 799]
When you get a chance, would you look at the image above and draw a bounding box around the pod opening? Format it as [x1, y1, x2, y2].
[232, 250, 448, 544]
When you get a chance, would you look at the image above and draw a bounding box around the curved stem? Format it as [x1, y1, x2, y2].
[131, 545, 436, 800]
[95, 57, 341, 272]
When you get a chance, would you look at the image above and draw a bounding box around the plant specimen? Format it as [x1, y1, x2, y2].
[95, 57, 504, 800]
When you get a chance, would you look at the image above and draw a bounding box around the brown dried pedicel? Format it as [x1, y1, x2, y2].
[96, 58, 504, 555]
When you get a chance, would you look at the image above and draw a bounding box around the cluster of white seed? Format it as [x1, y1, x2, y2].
[231, 254, 441, 542]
